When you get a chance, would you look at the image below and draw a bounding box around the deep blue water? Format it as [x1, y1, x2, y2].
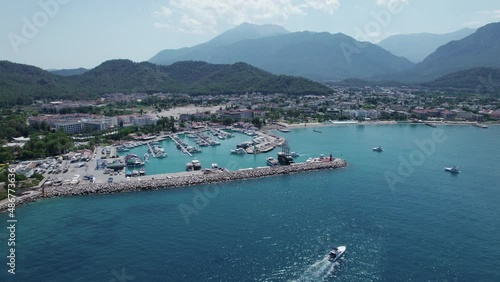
[1, 124, 499, 281]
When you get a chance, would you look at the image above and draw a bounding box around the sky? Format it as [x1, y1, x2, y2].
[1, 0, 499, 69]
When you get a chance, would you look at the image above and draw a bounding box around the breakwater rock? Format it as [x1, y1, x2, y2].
[0, 159, 347, 211]
[0, 191, 42, 212]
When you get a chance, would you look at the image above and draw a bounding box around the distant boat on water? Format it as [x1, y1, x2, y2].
[445, 166, 460, 174]
[474, 123, 488, 129]
[313, 129, 322, 133]
[425, 123, 437, 128]
[277, 128, 290, 133]
[373, 146, 383, 152]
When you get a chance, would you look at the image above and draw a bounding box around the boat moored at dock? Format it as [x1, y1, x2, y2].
[231, 148, 246, 155]
[277, 152, 294, 165]
[474, 123, 488, 129]
[266, 157, 279, 167]
[186, 160, 202, 171]
[306, 154, 333, 163]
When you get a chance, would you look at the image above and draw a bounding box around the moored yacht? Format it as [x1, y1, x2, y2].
[266, 157, 279, 167]
[231, 148, 247, 155]
[186, 160, 202, 171]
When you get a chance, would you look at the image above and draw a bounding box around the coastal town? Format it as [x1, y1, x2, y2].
[1, 85, 499, 208]
[24, 87, 500, 132]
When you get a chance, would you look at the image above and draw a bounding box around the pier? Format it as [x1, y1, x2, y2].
[146, 142, 157, 158]
[0, 159, 348, 211]
[169, 135, 193, 157]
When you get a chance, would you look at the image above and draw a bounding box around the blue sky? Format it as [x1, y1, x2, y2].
[1, 0, 499, 69]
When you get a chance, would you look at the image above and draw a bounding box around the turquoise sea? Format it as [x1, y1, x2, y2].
[1, 124, 500, 281]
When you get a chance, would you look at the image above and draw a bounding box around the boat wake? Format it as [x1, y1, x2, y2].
[292, 257, 338, 282]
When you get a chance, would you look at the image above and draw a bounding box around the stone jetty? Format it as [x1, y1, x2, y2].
[0, 159, 347, 211]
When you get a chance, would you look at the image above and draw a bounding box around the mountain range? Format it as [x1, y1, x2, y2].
[424, 67, 500, 91]
[0, 60, 330, 106]
[50, 68, 88, 76]
[382, 22, 500, 82]
[150, 23, 415, 81]
[151, 22, 500, 84]
[378, 28, 475, 63]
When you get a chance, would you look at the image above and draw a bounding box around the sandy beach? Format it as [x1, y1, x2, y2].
[150, 105, 226, 118]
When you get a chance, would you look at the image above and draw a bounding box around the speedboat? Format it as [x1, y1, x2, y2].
[373, 146, 383, 152]
[445, 166, 460, 174]
[328, 246, 346, 262]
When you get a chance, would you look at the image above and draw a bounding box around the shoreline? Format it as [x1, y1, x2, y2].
[265, 120, 499, 130]
[0, 159, 348, 212]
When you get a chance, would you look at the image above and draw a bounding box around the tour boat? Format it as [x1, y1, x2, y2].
[266, 157, 279, 167]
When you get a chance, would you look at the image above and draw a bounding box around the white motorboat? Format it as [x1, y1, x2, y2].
[445, 166, 460, 174]
[267, 157, 279, 167]
[231, 148, 247, 155]
[328, 246, 346, 261]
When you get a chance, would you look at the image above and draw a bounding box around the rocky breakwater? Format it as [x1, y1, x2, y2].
[1, 159, 347, 211]
[0, 191, 42, 212]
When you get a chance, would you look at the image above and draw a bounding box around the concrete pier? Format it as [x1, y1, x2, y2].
[146, 142, 156, 158]
[169, 135, 193, 157]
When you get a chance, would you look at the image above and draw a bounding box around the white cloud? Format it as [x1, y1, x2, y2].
[477, 9, 500, 19]
[304, 0, 340, 15]
[462, 20, 482, 28]
[154, 7, 173, 17]
[153, 0, 340, 34]
[375, 0, 409, 9]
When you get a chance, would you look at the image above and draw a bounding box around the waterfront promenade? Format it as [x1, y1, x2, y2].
[0, 159, 347, 211]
